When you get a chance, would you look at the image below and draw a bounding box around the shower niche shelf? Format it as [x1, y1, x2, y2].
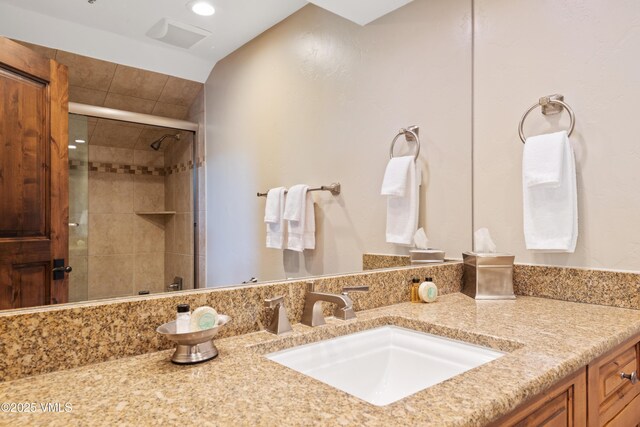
[135, 211, 176, 215]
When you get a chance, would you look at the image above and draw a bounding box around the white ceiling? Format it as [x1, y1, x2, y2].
[0, 0, 413, 83]
[310, 0, 413, 26]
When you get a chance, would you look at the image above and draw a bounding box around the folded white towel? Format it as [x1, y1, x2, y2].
[283, 184, 307, 222]
[523, 131, 578, 252]
[303, 192, 315, 250]
[381, 156, 414, 197]
[523, 131, 566, 187]
[383, 157, 420, 245]
[284, 185, 311, 252]
[264, 187, 286, 249]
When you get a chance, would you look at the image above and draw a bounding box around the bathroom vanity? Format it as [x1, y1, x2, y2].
[1, 293, 640, 426]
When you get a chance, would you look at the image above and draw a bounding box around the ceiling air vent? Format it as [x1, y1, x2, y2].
[146, 18, 211, 49]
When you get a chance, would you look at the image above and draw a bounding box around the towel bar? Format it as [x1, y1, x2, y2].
[390, 126, 421, 160]
[257, 183, 341, 197]
[518, 94, 575, 143]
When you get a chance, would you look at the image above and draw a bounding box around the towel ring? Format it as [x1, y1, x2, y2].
[518, 94, 575, 144]
[390, 126, 421, 160]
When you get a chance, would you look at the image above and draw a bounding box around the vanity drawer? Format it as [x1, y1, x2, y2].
[604, 393, 640, 427]
[489, 367, 587, 427]
[588, 338, 640, 426]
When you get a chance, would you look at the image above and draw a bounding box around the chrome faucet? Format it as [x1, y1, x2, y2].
[264, 295, 292, 335]
[301, 281, 369, 327]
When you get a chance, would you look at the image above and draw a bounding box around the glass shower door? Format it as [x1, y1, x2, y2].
[68, 114, 89, 302]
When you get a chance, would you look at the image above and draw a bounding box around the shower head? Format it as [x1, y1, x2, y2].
[150, 133, 180, 151]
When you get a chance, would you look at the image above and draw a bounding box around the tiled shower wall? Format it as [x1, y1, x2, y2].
[88, 130, 167, 298]
[164, 132, 195, 291]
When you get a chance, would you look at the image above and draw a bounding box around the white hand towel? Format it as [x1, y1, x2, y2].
[303, 192, 315, 250]
[523, 131, 578, 252]
[523, 131, 566, 187]
[381, 156, 414, 197]
[383, 157, 420, 245]
[283, 184, 307, 222]
[264, 187, 286, 249]
[284, 185, 309, 252]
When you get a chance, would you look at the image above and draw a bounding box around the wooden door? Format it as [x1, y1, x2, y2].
[0, 37, 69, 309]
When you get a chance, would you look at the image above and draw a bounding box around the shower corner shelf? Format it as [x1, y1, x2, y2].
[135, 211, 177, 215]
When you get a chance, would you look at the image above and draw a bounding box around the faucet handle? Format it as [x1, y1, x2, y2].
[264, 295, 292, 335]
[342, 286, 369, 294]
[264, 295, 285, 308]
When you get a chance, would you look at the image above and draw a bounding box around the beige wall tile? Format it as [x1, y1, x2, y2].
[168, 254, 194, 290]
[90, 119, 144, 149]
[174, 172, 193, 214]
[197, 210, 206, 257]
[164, 214, 176, 252]
[88, 172, 134, 213]
[12, 39, 57, 60]
[197, 255, 206, 288]
[103, 93, 156, 115]
[164, 173, 176, 212]
[197, 166, 206, 210]
[133, 149, 164, 168]
[88, 213, 135, 256]
[55, 50, 117, 91]
[174, 213, 194, 255]
[187, 88, 205, 118]
[134, 253, 165, 294]
[88, 255, 134, 300]
[134, 215, 165, 254]
[158, 77, 203, 107]
[68, 255, 88, 302]
[69, 86, 107, 106]
[173, 134, 194, 164]
[89, 146, 134, 164]
[152, 102, 189, 120]
[109, 65, 169, 100]
[133, 175, 165, 212]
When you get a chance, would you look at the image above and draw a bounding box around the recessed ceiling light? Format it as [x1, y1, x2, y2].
[75, 139, 86, 144]
[69, 145, 77, 150]
[187, 1, 215, 16]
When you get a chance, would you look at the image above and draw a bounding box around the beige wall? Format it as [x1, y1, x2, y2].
[473, 0, 640, 270]
[205, 1, 472, 286]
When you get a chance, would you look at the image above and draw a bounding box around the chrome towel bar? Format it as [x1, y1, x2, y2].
[518, 94, 575, 143]
[390, 125, 421, 160]
[257, 183, 341, 197]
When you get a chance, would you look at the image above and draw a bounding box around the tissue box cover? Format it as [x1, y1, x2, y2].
[462, 252, 515, 300]
[410, 249, 445, 263]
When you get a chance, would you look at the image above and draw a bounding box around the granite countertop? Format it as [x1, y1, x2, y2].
[2, 293, 640, 426]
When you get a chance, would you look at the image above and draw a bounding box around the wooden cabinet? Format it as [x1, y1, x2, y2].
[491, 334, 640, 427]
[588, 336, 640, 426]
[489, 368, 587, 426]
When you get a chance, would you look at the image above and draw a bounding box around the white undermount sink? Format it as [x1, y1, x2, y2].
[266, 326, 505, 406]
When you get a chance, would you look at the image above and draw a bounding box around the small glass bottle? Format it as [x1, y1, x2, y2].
[176, 304, 191, 333]
[410, 277, 421, 303]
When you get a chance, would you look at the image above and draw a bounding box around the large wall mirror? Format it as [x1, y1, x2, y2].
[0, 0, 473, 311]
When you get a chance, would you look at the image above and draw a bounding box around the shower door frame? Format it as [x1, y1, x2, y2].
[69, 102, 201, 291]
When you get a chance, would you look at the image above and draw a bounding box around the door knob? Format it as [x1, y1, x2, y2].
[52, 259, 72, 280]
